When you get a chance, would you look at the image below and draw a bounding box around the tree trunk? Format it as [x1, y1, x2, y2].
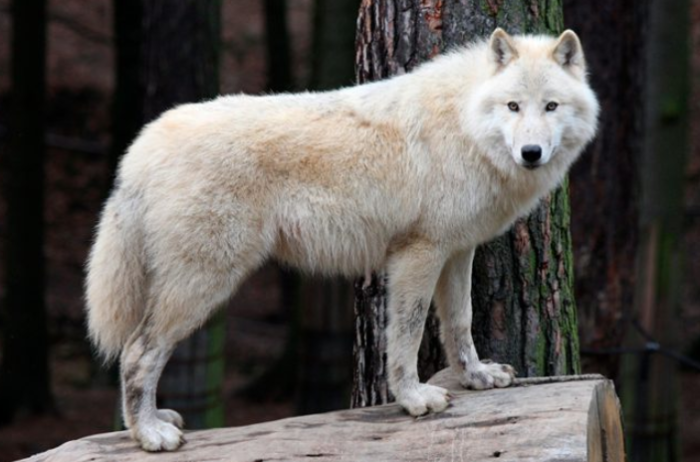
[238, 0, 299, 405]
[0, 0, 53, 424]
[108, 0, 144, 184]
[297, 277, 354, 414]
[308, 0, 358, 91]
[264, 0, 294, 92]
[352, 274, 390, 407]
[352, 0, 580, 408]
[563, 0, 646, 383]
[138, 0, 224, 430]
[141, 1, 220, 121]
[621, 1, 689, 460]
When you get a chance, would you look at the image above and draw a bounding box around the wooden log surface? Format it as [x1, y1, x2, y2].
[21, 371, 624, 462]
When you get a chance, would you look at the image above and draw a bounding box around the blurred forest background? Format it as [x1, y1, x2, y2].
[0, 0, 699, 461]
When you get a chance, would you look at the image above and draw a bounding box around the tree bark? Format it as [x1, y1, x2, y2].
[352, 274, 391, 407]
[138, 0, 224, 430]
[0, 0, 53, 424]
[563, 0, 646, 382]
[352, 0, 580, 408]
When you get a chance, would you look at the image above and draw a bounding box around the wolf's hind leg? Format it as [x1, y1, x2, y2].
[385, 243, 449, 416]
[434, 249, 515, 390]
[121, 260, 250, 451]
[120, 327, 183, 452]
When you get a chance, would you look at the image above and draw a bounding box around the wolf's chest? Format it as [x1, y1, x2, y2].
[434, 177, 546, 248]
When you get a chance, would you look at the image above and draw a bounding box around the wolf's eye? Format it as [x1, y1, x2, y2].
[507, 102, 519, 112]
[545, 102, 559, 112]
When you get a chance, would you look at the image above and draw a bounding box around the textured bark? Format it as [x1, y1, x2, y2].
[471, 181, 579, 378]
[352, 275, 391, 408]
[352, 0, 580, 408]
[563, 0, 646, 382]
[0, 0, 53, 424]
[620, 1, 689, 460]
[138, 0, 224, 430]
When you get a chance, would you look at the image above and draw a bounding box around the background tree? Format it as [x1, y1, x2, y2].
[245, 0, 359, 414]
[563, 0, 646, 382]
[621, 0, 690, 460]
[109, 0, 144, 183]
[264, 0, 294, 93]
[295, 0, 359, 414]
[138, 0, 225, 430]
[352, 0, 580, 408]
[0, 0, 53, 424]
[308, 0, 357, 91]
[238, 0, 299, 405]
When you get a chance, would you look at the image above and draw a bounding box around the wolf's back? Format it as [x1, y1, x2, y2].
[85, 190, 146, 362]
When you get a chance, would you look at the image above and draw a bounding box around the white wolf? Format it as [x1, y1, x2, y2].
[86, 28, 598, 451]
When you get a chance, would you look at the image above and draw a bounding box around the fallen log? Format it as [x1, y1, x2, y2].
[21, 371, 624, 462]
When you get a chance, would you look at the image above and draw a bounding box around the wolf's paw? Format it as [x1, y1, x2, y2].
[461, 360, 516, 390]
[133, 419, 185, 452]
[156, 409, 185, 429]
[396, 383, 451, 416]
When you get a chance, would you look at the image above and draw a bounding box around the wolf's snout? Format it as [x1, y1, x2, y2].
[521, 145, 542, 168]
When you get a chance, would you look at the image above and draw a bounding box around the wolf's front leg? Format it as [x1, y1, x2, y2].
[434, 249, 515, 389]
[385, 243, 450, 416]
[121, 327, 184, 452]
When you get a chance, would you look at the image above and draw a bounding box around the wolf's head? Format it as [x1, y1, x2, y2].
[466, 28, 599, 173]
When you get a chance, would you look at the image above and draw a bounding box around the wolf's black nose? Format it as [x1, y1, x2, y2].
[521, 145, 542, 163]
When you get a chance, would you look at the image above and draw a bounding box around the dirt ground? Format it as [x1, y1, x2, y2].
[1, 1, 700, 461]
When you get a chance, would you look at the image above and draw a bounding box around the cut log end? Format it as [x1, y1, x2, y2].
[587, 380, 626, 462]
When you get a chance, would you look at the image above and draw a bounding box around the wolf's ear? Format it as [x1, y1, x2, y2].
[489, 28, 518, 68]
[552, 30, 586, 78]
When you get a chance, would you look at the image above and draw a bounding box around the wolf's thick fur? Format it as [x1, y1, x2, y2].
[86, 29, 598, 451]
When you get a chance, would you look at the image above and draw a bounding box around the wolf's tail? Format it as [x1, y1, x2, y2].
[85, 190, 146, 362]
